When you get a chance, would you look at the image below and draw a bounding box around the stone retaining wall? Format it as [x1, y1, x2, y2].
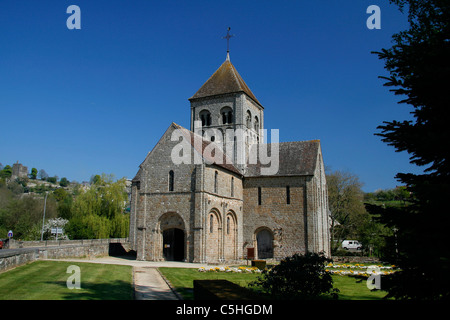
[0, 238, 129, 273]
[331, 256, 381, 264]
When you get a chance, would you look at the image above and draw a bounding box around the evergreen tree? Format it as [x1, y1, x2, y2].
[369, 0, 450, 299]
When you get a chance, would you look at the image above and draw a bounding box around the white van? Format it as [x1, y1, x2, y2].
[342, 240, 362, 250]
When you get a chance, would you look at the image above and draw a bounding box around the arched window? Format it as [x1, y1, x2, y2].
[199, 110, 211, 127]
[246, 110, 252, 128]
[169, 170, 174, 192]
[221, 107, 233, 124]
[254, 116, 259, 132]
[214, 171, 218, 193]
[227, 216, 230, 234]
[210, 214, 214, 233]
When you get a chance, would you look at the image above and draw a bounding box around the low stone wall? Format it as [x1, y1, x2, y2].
[7, 238, 128, 249]
[38, 244, 109, 260]
[331, 256, 381, 264]
[0, 249, 38, 273]
[0, 239, 129, 273]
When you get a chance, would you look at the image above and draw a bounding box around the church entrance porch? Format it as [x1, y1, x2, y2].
[163, 228, 185, 261]
[157, 212, 186, 262]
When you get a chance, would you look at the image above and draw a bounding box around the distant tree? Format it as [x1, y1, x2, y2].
[59, 177, 70, 187]
[53, 188, 73, 220]
[90, 174, 102, 185]
[38, 169, 49, 181]
[0, 196, 57, 240]
[29, 168, 38, 179]
[47, 176, 57, 184]
[0, 165, 12, 179]
[326, 169, 368, 253]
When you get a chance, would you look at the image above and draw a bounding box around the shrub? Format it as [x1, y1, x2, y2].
[250, 252, 339, 299]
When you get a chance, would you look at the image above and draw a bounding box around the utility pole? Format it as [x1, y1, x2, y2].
[41, 191, 48, 241]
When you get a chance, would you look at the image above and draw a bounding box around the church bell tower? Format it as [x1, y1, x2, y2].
[188, 29, 264, 172]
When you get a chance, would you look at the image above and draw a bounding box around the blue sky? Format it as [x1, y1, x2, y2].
[0, 0, 424, 192]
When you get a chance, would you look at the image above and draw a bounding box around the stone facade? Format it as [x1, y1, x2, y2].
[11, 162, 28, 180]
[129, 55, 330, 263]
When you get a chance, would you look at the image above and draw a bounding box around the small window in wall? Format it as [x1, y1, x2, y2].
[231, 177, 234, 197]
[214, 171, 218, 194]
[286, 186, 290, 204]
[227, 216, 230, 234]
[210, 214, 214, 233]
[169, 170, 174, 191]
[246, 110, 252, 128]
[258, 187, 262, 205]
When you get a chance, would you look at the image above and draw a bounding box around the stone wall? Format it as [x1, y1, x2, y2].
[0, 239, 128, 273]
[0, 249, 37, 273]
[331, 256, 381, 264]
[243, 176, 308, 259]
[8, 238, 128, 249]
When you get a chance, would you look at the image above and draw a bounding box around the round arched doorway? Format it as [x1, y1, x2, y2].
[256, 228, 274, 259]
[158, 212, 185, 262]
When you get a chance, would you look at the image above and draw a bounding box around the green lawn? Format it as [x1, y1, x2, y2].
[0, 261, 389, 300]
[158, 267, 389, 300]
[331, 275, 388, 300]
[159, 267, 261, 300]
[0, 261, 133, 300]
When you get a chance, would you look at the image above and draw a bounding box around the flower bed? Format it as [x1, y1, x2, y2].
[198, 266, 262, 273]
[197, 263, 400, 277]
[325, 263, 399, 277]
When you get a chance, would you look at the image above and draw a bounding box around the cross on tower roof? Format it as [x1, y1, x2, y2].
[222, 27, 234, 60]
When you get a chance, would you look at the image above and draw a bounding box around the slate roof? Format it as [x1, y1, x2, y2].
[245, 140, 320, 177]
[189, 58, 262, 107]
[132, 123, 320, 181]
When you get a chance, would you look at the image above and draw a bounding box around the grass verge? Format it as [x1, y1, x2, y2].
[0, 260, 133, 300]
[158, 267, 389, 300]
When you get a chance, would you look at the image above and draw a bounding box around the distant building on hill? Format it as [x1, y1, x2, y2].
[11, 161, 28, 180]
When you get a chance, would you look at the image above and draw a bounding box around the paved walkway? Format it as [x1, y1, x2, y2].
[44, 256, 208, 300]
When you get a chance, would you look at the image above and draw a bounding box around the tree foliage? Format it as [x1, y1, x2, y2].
[326, 169, 369, 253]
[0, 188, 57, 240]
[370, 0, 450, 300]
[0, 165, 12, 179]
[250, 252, 339, 300]
[1, 170, 129, 241]
[30, 168, 38, 180]
[65, 174, 129, 239]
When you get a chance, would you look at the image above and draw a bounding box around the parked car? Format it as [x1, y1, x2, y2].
[0, 239, 3, 249]
[342, 240, 362, 250]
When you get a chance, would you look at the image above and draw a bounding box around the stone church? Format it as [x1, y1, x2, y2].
[129, 51, 330, 263]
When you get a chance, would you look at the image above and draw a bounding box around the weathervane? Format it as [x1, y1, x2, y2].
[222, 27, 234, 58]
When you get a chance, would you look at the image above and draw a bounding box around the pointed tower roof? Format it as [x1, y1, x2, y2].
[189, 57, 262, 107]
